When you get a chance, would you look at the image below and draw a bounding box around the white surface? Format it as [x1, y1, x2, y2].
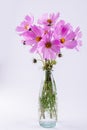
[0, 0, 87, 129]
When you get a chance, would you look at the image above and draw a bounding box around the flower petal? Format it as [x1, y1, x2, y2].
[66, 32, 76, 40]
[16, 26, 24, 32]
[65, 40, 77, 49]
[30, 44, 38, 53]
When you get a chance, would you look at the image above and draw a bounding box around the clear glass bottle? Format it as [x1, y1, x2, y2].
[39, 69, 57, 128]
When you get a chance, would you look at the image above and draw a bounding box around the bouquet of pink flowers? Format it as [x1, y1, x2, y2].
[16, 13, 82, 128]
[16, 13, 82, 62]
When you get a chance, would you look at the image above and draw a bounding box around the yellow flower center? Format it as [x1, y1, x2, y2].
[47, 19, 52, 24]
[60, 38, 65, 44]
[35, 36, 42, 42]
[45, 42, 52, 48]
[25, 24, 29, 30]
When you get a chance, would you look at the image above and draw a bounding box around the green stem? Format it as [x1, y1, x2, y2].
[40, 69, 57, 119]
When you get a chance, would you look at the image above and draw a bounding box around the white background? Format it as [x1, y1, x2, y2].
[0, 0, 87, 130]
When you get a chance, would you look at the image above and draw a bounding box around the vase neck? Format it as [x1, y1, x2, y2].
[45, 70, 52, 82]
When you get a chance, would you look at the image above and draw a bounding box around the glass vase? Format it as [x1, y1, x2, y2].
[39, 69, 57, 128]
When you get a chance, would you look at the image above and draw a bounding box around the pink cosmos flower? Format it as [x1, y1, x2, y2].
[39, 33, 60, 59]
[24, 25, 44, 53]
[38, 13, 60, 27]
[54, 20, 77, 49]
[16, 15, 34, 36]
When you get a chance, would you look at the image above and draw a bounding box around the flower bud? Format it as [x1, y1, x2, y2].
[23, 41, 26, 45]
[33, 58, 37, 63]
[58, 53, 62, 57]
